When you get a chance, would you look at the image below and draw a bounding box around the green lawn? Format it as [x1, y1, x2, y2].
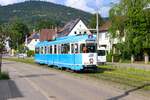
[3, 57, 150, 91]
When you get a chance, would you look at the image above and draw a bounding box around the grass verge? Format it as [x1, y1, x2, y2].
[3, 57, 150, 91]
[3, 57, 35, 64]
[84, 66, 150, 91]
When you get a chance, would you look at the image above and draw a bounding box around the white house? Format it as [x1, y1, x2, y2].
[57, 18, 91, 37]
[5, 37, 11, 52]
[25, 32, 40, 51]
[98, 21, 125, 53]
[97, 21, 112, 52]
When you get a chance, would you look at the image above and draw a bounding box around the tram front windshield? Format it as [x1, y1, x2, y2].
[81, 43, 96, 53]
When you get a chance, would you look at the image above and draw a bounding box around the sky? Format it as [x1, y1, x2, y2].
[0, 0, 120, 17]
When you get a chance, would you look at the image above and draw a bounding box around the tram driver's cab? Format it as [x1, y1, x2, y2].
[78, 41, 97, 67]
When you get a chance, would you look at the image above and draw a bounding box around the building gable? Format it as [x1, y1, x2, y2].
[69, 20, 91, 36]
[57, 18, 91, 37]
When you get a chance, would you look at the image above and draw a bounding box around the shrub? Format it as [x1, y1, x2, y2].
[27, 50, 35, 57]
[106, 53, 112, 62]
[0, 71, 9, 80]
[107, 53, 121, 62]
[113, 54, 120, 62]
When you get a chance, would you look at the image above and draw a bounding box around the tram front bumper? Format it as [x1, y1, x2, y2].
[83, 65, 97, 70]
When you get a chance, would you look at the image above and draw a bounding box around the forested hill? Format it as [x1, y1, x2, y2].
[0, 1, 92, 29]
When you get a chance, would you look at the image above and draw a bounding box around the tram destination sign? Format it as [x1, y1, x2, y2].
[86, 40, 96, 43]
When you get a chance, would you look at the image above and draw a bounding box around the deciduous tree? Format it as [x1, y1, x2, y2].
[8, 21, 29, 50]
[89, 13, 103, 29]
[109, 0, 150, 63]
[0, 25, 7, 73]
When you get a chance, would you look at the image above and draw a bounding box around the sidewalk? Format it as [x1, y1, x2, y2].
[0, 80, 23, 100]
[107, 62, 150, 70]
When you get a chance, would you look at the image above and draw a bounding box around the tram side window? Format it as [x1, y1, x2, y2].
[74, 43, 78, 53]
[80, 44, 86, 53]
[35, 47, 39, 54]
[41, 47, 43, 54]
[71, 44, 74, 53]
[61, 44, 70, 54]
[54, 45, 57, 54]
[61, 44, 65, 54]
[44, 46, 47, 54]
[64, 44, 70, 54]
[47, 46, 49, 54]
[49, 46, 52, 54]
[58, 45, 61, 54]
[47, 46, 50, 54]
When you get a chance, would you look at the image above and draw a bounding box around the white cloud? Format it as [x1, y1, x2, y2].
[65, 0, 114, 17]
[97, 0, 118, 17]
[65, 0, 94, 13]
[99, 6, 111, 17]
[0, 0, 118, 17]
[0, 0, 21, 5]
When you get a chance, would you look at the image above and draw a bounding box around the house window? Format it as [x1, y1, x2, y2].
[74, 31, 77, 34]
[84, 31, 87, 34]
[99, 34, 102, 39]
[105, 33, 108, 39]
[35, 39, 37, 41]
[79, 32, 81, 34]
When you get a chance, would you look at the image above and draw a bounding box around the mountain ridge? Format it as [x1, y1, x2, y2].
[0, 1, 93, 30]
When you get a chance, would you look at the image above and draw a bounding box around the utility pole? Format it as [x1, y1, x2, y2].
[95, 0, 99, 49]
[96, 10, 99, 49]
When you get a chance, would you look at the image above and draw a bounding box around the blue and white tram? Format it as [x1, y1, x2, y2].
[34, 34, 97, 71]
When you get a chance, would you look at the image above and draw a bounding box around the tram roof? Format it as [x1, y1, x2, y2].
[36, 34, 96, 47]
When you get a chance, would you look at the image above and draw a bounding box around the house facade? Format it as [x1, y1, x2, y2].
[98, 21, 125, 53]
[25, 32, 40, 51]
[57, 18, 91, 37]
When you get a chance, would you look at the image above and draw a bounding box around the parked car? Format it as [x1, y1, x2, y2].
[17, 53, 27, 58]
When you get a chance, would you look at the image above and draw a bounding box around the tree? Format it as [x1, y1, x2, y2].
[35, 19, 58, 31]
[109, 4, 127, 62]
[109, 0, 150, 63]
[0, 25, 7, 74]
[8, 21, 29, 50]
[89, 13, 103, 29]
[123, 0, 150, 63]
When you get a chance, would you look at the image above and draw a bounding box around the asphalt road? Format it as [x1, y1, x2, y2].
[1, 60, 149, 100]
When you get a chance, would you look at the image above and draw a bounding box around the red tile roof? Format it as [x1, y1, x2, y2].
[40, 29, 57, 41]
[99, 21, 111, 32]
[57, 18, 81, 37]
